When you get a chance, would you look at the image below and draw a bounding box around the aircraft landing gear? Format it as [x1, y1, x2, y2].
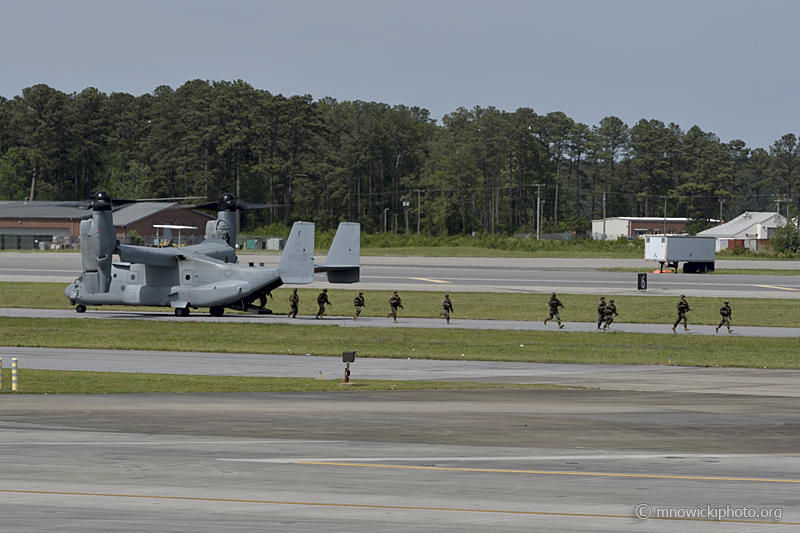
[75, 304, 86, 313]
[209, 306, 225, 317]
[174, 307, 190, 317]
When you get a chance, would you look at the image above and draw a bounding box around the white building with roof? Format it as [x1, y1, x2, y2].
[591, 217, 692, 240]
[697, 211, 786, 252]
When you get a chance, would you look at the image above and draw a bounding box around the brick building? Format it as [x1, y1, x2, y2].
[0, 201, 214, 249]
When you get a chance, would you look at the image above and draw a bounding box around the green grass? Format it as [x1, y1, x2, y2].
[20, 282, 800, 327]
[1, 318, 799, 368]
[0, 368, 556, 394]
[360, 246, 644, 258]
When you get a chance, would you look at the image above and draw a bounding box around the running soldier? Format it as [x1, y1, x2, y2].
[288, 288, 299, 318]
[388, 291, 403, 323]
[441, 294, 454, 324]
[316, 288, 331, 319]
[603, 298, 618, 330]
[596, 296, 607, 330]
[353, 291, 365, 321]
[258, 288, 273, 310]
[544, 292, 565, 329]
[672, 294, 690, 332]
[716, 300, 733, 334]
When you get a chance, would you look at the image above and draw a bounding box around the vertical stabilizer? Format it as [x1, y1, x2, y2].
[322, 222, 360, 283]
[277, 222, 315, 284]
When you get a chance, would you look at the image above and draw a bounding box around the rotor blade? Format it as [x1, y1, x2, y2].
[54, 200, 92, 209]
[236, 202, 286, 210]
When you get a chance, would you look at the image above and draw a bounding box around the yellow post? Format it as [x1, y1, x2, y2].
[12, 358, 18, 391]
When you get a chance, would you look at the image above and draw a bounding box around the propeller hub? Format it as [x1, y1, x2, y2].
[92, 190, 113, 211]
[219, 193, 237, 211]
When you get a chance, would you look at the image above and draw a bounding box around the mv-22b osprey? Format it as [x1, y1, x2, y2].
[65, 191, 360, 316]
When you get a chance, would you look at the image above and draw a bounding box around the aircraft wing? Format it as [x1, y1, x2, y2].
[117, 244, 182, 267]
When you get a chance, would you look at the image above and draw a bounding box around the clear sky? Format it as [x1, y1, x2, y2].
[1, 0, 796, 150]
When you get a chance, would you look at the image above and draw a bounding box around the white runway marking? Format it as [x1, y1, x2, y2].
[221, 453, 748, 464]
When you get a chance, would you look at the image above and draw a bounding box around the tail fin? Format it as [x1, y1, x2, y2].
[318, 222, 360, 283]
[277, 222, 315, 284]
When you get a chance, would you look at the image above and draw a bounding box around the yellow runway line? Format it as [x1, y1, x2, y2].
[299, 461, 800, 484]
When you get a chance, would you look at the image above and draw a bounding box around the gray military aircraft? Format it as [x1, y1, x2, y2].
[64, 191, 360, 316]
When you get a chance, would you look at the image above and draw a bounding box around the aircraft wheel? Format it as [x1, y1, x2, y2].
[174, 307, 190, 317]
[210, 306, 225, 317]
[75, 304, 86, 313]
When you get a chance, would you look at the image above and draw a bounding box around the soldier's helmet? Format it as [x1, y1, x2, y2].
[680, 294, 685, 298]
[610, 299, 614, 302]
[600, 296, 605, 299]
[724, 300, 729, 304]
[293, 288, 297, 292]
[359, 291, 363, 295]
[393, 291, 398, 294]
[552, 292, 557, 296]
[445, 294, 449, 297]
[323, 288, 327, 292]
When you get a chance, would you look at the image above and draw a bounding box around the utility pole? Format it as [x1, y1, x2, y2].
[531, 184, 542, 240]
[718, 198, 725, 224]
[383, 208, 389, 233]
[413, 189, 425, 234]
[403, 200, 410, 234]
[662, 196, 668, 235]
[602, 192, 607, 240]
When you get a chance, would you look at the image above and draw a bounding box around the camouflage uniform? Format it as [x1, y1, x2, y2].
[353, 292, 365, 320]
[603, 299, 618, 330]
[259, 288, 272, 310]
[544, 293, 565, 329]
[316, 289, 331, 319]
[672, 295, 690, 332]
[388, 292, 403, 322]
[441, 294, 453, 324]
[288, 289, 299, 318]
[596, 297, 607, 330]
[716, 301, 732, 333]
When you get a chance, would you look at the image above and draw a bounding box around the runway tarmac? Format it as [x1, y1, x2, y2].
[3, 252, 800, 298]
[3, 252, 799, 530]
[2, 390, 798, 531]
[6, 345, 800, 397]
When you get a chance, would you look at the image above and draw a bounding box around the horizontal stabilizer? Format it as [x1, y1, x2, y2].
[278, 222, 315, 284]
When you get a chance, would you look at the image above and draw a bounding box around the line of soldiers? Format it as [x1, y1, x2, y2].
[284, 289, 447, 324]
[288, 290, 734, 333]
[543, 292, 732, 333]
[671, 295, 733, 334]
[544, 292, 619, 331]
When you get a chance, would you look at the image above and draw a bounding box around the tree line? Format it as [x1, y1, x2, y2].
[1, 80, 798, 235]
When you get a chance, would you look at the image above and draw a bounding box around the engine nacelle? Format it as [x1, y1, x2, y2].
[79, 208, 115, 293]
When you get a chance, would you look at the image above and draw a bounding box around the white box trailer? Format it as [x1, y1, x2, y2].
[644, 235, 716, 273]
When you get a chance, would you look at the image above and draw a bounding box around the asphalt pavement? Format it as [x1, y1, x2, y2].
[3, 252, 800, 298]
[5, 345, 800, 397]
